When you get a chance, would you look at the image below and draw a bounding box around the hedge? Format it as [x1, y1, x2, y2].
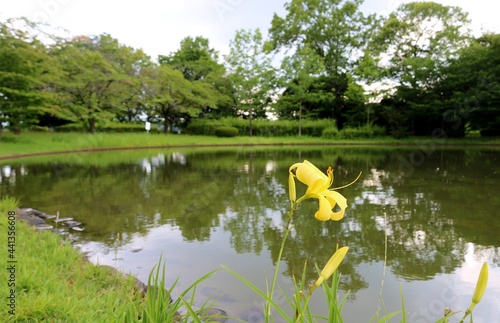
[185, 118, 335, 137]
[55, 123, 159, 133]
[215, 126, 238, 137]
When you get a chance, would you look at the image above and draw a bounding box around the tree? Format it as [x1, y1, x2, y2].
[279, 45, 325, 135]
[0, 19, 56, 133]
[268, 0, 375, 129]
[160, 36, 236, 118]
[143, 64, 219, 133]
[439, 33, 500, 134]
[366, 1, 471, 136]
[224, 29, 275, 136]
[159, 36, 220, 81]
[92, 34, 154, 123]
[52, 37, 123, 133]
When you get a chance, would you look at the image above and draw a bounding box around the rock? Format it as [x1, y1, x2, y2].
[26, 216, 46, 225]
[17, 209, 46, 225]
[54, 217, 74, 223]
[41, 214, 57, 220]
[34, 224, 54, 230]
[71, 227, 85, 232]
[20, 208, 46, 217]
[62, 221, 82, 227]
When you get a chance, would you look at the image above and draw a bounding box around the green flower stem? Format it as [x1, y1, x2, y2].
[265, 202, 296, 323]
[458, 309, 471, 323]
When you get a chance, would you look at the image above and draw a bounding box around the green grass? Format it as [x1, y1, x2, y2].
[1, 131, 500, 160]
[0, 198, 145, 322]
[0, 197, 227, 322]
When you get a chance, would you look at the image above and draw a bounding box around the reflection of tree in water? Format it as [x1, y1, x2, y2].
[219, 148, 500, 296]
[2, 147, 500, 294]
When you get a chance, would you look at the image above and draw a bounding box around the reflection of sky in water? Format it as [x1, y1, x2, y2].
[3, 149, 500, 322]
[77, 218, 500, 322]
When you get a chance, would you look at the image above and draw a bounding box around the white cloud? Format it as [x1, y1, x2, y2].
[1, 0, 498, 61]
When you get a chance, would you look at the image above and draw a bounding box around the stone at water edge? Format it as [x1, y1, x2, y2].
[34, 224, 54, 230]
[54, 217, 74, 223]
[71, 227, 84, 232]
[41, 214, 57, 220]
[62, 221, 82, 227]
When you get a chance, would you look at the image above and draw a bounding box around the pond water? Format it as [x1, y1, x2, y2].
[1, 146, 500, 322]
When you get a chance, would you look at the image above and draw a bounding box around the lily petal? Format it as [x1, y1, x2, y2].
[294, 160, 328, 188]
[313, 194, 333, 221]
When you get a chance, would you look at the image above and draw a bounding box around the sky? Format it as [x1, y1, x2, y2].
[1, 0, 499, 60]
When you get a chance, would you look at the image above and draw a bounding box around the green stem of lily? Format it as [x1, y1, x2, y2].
[459, 309, 471, 323]
[265, 202, 296, 323]
[294, 289, 315, 323]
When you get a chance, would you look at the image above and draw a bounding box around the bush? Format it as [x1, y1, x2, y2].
[102, 123, 159, 133]
[29, 125, 51, 132]
[55, 123, 84, 132]
[321, 127, 339, 139]
[340, 125, 386, 139]
[480, 129, 500, 137]
[186, 118, 336, 137]
[54, 123, 159, 133]
[215, 126, 238, 137]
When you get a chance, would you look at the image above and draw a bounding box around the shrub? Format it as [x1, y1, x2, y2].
[186, 118, 336, 137]
[55, 123, 84, 132]
[29, 125, 51, 132]
[336, 125, 387, 139]
[480, 129, 500, 137]
[322, 127, 340, 139]
[54, 123, 159, 133]
[102, 123, 159, 133]
[215, 126, 238, 137]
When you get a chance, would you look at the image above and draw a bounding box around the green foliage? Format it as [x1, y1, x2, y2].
[0, 19, 57, 133]
[224, 28, 276, 135]
[322, 125, 386, 139]
[268, 0, 376, 76]
[55, 122, 158, 133]
[321, 127, 340, 139]
[214, 126, 238, 137]
[159, 36, 236, 119]
[480, 129, 500, 137]
[186, 118, 334, 137]
[28, 125, 51, 132]
[143, 64, 220, 134]
[439, 34, 500, 133]
[54, 123, 85, 132]
[365, 2, 472, 137]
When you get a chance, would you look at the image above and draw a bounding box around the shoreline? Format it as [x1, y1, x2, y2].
[2, 140, 500, 162]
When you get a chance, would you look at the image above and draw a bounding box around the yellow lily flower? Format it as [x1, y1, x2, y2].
[289, 160, 360, 221]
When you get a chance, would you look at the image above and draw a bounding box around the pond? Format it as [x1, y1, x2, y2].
[1, 146, 500, 322]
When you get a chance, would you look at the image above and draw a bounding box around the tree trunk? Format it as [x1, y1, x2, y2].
[89, 118, 96, 134]
[163, 116, 169, 134]
[249, 105, 253, 136]
[298, 100, 302, 137]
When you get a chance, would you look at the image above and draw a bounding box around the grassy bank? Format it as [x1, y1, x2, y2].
[1, 131, 500, 160]
[0, 197, 147, 322]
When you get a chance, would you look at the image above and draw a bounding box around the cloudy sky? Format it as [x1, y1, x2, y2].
[1, 0, 499, 60]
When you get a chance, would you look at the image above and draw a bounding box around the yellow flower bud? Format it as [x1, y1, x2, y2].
[288, 172, 296, 204]
[314, 246, 349, 287]
[468, 262, 488, 312]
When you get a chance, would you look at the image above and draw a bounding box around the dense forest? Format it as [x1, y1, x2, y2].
[1, 0, 499, 137]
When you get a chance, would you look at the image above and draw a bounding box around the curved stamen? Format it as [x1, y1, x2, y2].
[331, 171, 362, 191]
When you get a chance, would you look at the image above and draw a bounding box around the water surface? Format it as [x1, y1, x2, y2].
[1, 146, 499, 322]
